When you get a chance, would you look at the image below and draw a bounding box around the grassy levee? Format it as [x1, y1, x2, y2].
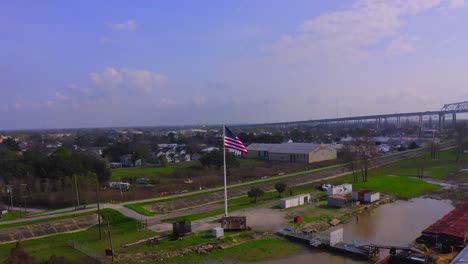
[0, 211, 96, 229]
[111, 159, 265, 181]
[0, 209, 156, 263]
[0, 210, 31, 222]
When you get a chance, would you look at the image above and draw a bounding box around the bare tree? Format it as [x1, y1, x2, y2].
[341, 144, 359, 182]
[454, 123, 468, 163]
[352, 131, 378, 182]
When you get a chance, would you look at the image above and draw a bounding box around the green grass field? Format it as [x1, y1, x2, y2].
[352, 175, 440, 198]
[161, 237, 303, 263]
[379, 148, 466, 180]
[0, 209, 156, 263]
[111, 166, 177, 181]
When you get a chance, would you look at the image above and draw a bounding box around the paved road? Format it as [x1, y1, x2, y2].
[0, 145, 454, 227]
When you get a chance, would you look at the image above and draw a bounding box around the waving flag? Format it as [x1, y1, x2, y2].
[224, 126, 248, 154]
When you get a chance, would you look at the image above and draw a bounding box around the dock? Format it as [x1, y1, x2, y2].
[277, 228, 380, 259]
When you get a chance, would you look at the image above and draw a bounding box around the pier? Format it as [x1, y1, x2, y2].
[277, 228, 426, 260]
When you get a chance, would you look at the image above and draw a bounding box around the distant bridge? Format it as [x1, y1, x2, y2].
[238, 101, 468, 129]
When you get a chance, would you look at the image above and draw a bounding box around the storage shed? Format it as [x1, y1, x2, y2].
[327, 184, 352, 196]
[280, 194, 311, 209]
[352, 189, 372, 201]
[364, 191, 380, 203]
[328, 195, 349, 207]
[212, 227, 224, 238]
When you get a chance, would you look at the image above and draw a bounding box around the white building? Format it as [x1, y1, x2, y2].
[327, 184, 352, 196]
[280, 194, 311, 209]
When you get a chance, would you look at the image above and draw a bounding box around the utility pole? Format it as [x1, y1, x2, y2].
[96, 180, 102, 240]
[20, 183, 28, 216]
[74, 175, 80, 208]
[107, 221, 114, 261]
[6, 185, 13, 210]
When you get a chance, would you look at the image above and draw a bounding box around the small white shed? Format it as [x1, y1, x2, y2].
[212, 227, 224, 238]
[364, 191, 380, 203]
[280, 194, 311, 209]
[327, 183, 352, 196]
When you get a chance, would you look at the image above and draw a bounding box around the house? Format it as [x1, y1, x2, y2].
[191, 153, 201, 161]
[228, 149, 242, 157]
[173, 154, 180, 163]
[245, 143, 337, 163]
[166, 154, 173, 163]
[134, 159, 142, 166]
[120, 154, 133, 167]
[201, 147, 219, 153]
[110, 162, 123, 168]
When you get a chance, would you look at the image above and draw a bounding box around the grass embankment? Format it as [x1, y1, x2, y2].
[161, 237, 303, 263]
[111, 159, 266, 181]
[0, 210, 31, 222]
[379, 148, 466, 180]
[0, 211, 96, 229]
[0, 209, 156, 263]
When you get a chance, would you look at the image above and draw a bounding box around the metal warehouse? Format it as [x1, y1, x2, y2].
[418, 201, 468, 248]
[245, 143, 337, 163]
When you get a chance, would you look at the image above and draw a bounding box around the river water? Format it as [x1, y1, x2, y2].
[259, 198, 454, 264]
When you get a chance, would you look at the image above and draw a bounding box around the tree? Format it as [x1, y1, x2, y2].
[1, 138, 21, 152]
[408, 141, 419, 150]
[352, 131, 378, 182]
[274, 182, 287, 197]
[158, 155, 168, 167]
[199, 150, 239, 170]
[5, 241, 37, 264]
[454, 123, 468, 163]
[247, 187, 264, 203]
[341, 144, 359, 182]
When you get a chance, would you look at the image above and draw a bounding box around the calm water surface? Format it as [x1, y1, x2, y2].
[259, 197, 453, 264]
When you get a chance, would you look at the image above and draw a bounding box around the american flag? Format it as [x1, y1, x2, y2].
[224, 126, 248, 154]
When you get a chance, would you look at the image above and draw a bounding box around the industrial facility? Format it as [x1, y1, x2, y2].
[245, 143, 337, 163]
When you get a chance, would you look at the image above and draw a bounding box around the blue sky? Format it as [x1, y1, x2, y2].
[2, 0, 468, 129]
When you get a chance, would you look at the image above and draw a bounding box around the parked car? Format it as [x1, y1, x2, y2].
[321, 184, 332, 191]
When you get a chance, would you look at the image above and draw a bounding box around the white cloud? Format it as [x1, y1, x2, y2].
[99, 36, 112, 44]
[387, 35, 416, 55]
[159, 98, 176, 107]
[269, 0, 442, 62]
[193, 96, 206, 106]
[90, 67, 167, 93]
[111, 19, 137, 32]
[448, 0, 466, 9]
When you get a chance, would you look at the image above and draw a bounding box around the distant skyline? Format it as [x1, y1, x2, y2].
[2, 0, 468, 130]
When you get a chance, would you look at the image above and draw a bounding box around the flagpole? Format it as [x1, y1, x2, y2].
[223, 124, 228, 217]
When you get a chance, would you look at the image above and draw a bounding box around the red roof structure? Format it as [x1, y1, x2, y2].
[422, 201, 468, 239]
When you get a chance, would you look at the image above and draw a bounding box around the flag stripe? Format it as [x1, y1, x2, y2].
[224, 126, 248, 154]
